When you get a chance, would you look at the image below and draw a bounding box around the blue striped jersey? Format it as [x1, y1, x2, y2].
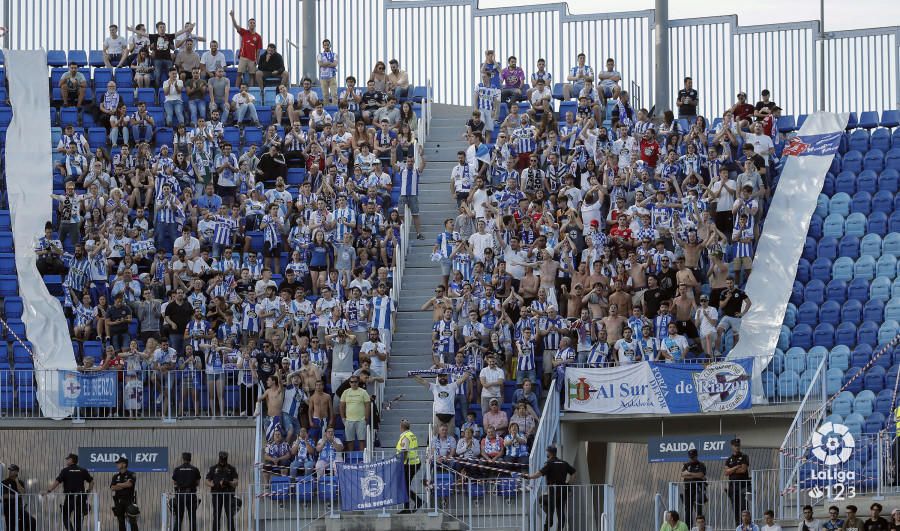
[397, 166, 420, 196]
[433, 319, 457, 353]
[241, 301, 262, 332]
[732, 227, 754, 257]
[369, 295, 395, 329]
[540, 317, 567, 350]
[512, 126, 537, 153]
[516, 338, 536, 371]
[653, 314, 672, 340]
[476, 84, 500, 111]
[586, 342, 610, 367]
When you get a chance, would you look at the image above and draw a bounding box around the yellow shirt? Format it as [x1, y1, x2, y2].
[340, 387, 370, 422]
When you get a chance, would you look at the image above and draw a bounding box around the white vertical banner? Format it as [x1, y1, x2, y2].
[728, 112, 849, 403]
[5, 49, 76, 419]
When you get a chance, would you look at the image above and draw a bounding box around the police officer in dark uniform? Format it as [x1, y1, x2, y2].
[110, 457, 139, 531]
[206, 451, 239, 531]
[172, 452, 202, 531]
[681, 448, 707, 527]
[3, 464, 37, 531]
[44, 453, 94, 531]
[525, 445, 576, 531]
[724, 438, 751, 526]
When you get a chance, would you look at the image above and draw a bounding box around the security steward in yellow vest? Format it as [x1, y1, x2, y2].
[396, 419, 423, 513]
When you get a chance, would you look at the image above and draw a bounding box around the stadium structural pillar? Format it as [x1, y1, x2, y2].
[654, 0, 670, 114]
[302, 0, 318, 83]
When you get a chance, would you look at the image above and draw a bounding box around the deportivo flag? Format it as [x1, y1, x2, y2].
[728, 112, 849, 404]
[336, 454, 408, 511]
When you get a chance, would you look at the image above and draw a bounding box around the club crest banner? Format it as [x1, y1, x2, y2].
[336, 454, 408, 511]
[565, 358, 753, 414]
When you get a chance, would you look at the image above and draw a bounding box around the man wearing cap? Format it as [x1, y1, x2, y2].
[206, 451, 238, 531]
[45, 453, 94, 531]
[3, 464, 36, 531]
[681, 448, 707, 527]
[110, 457, 139, 531]
[724, 438, 751, 526]
[525, 445, 576, 531]
[171, 452, 201, 531]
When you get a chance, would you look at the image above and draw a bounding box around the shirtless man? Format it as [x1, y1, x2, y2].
[536, 250, 561, 308]
[672, 284, 699, 340]
[707, 250, 730, 308]
[421, 284, 454, 322]
[587, 260, 609, 290]
[628, 251, 650, 295]
[562, 283, 586, 318]
[519, 267, 540, 304]
[674, 257, 700, 299]
[602, 303, 627, 344]
[297, 352, 322, 396]
[608, 280, 633, 317]
[583, 282, 608, 319]
[307, 380, 333, 431]
[677, 230, 707, 279]
[256, 372, 286, 441]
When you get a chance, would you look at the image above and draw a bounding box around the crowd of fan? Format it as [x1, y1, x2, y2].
[32, 13, 428, 479]
[421, 51, 777, 469]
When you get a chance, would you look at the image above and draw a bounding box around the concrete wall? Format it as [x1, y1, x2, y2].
[0, 419, 256, 529]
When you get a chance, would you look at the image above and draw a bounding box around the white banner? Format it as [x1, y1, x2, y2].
[5, 50, 76, 419]
[564, 364, 668, 415]
[728, 112, 848, 404]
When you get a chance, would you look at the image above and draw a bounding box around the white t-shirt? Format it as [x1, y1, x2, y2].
[710, 179, 736, 212]
[174, 235, 201, 257]
[163, 79, 184, 102]
[744, 132, 774, 156]
[360, 341, 387, 377]
[468, 232, 495, 262]
[430, 382, 459, 415]
[760, 525, 782, 531]
[201, 51, 228, 73]
[104, 36, 127, 56]
[694, 306, 719, 335]
[479, 367, 504, 399]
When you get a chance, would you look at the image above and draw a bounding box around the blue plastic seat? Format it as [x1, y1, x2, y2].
[886, 148, 900, 171]
[47, 50, 68, 67]
[842, 150, 863, 173]
[803, 236, 818, 262]
[784, 347, 807, 373]
[818, 237, 839, 261]
[832, 256, 854, 281]
[875, 389, 895, 415]
[857, 321, 879, 347]
[880, 320, 900, 346]
[829, 346, 851, 371]
[815, 194, 830, 218]
[829, 192, 852, 218]
[864, 149, 885, 173]
[791, 281, 805, 307]
[887, 299, 900, 322]
[893, 279, 900, 299]
[778, 325, 791, 351]
[825, 279, 848, 305]
[848, 130, 870, 152]
[845, 212, 867, 237]
[871, 128, 893, 152]
[790, 325, 813, 350]
[850, 193, 872, 216]
[818, 300, 841, 326]
[872, 192, 894, 216]
[882, 110, 900, 128]
[868, 211, 889, 236]
[877, 256, 897, 279]
[835, 322, 858, 347]
[861, 233, 883, 257]
[858, 111, 880, 130]
[843, 368, 864, 394]
[811, 257, 833, 281]
[822, 213, 845, 238]
[883, 233, 900, 256]
[796, 259, 811, 284]
[826, 368, 844, 395]
[798, 301, 819, 326]
[842, 299, 864, 324]
[879, 169, 899, 193]
[848, 277, 871, 302]
[804, 280, 825, 305]
[865, 299, 887, 322]
[854, 254, 877, 280]
[813, 323, 835, 349]
[856, 170, 878, 194]
[839, 235, 860, 259]
[777, 370, 800, 399]
[834, 171, 857, 195]
[865, 412, 887, 434]
[854, 392, 877, 417]
[831, 391, 853, 417]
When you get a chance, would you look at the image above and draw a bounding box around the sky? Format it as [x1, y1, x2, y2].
[476, 0, 900, 31]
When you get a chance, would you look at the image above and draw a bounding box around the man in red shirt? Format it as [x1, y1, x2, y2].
[730, 92, 755, 129]
[230, 9, 263, 88]
[639, 128, 660, 170]
[608, 215, 633, 249]
[761, 105, 781, 138]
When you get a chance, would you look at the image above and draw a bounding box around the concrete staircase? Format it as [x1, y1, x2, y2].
[378, 104, 468, 448]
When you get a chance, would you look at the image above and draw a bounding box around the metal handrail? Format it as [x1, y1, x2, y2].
[528, 378, 559, 515]
[654, 492, 668, 531]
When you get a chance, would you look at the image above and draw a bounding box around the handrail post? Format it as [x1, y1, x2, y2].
[875, 431, 886, 500]
[161, 492, 169, 530]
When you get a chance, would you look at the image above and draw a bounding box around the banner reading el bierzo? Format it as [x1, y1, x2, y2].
[58, 370, 118, 407]
[336, 455, 408, 511]
[565, 358, 754, 414]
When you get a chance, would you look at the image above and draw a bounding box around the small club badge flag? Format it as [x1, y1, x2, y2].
[336, 454, 408, 511]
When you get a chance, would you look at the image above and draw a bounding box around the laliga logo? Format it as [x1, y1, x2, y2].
[811, 422, 854, 466]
